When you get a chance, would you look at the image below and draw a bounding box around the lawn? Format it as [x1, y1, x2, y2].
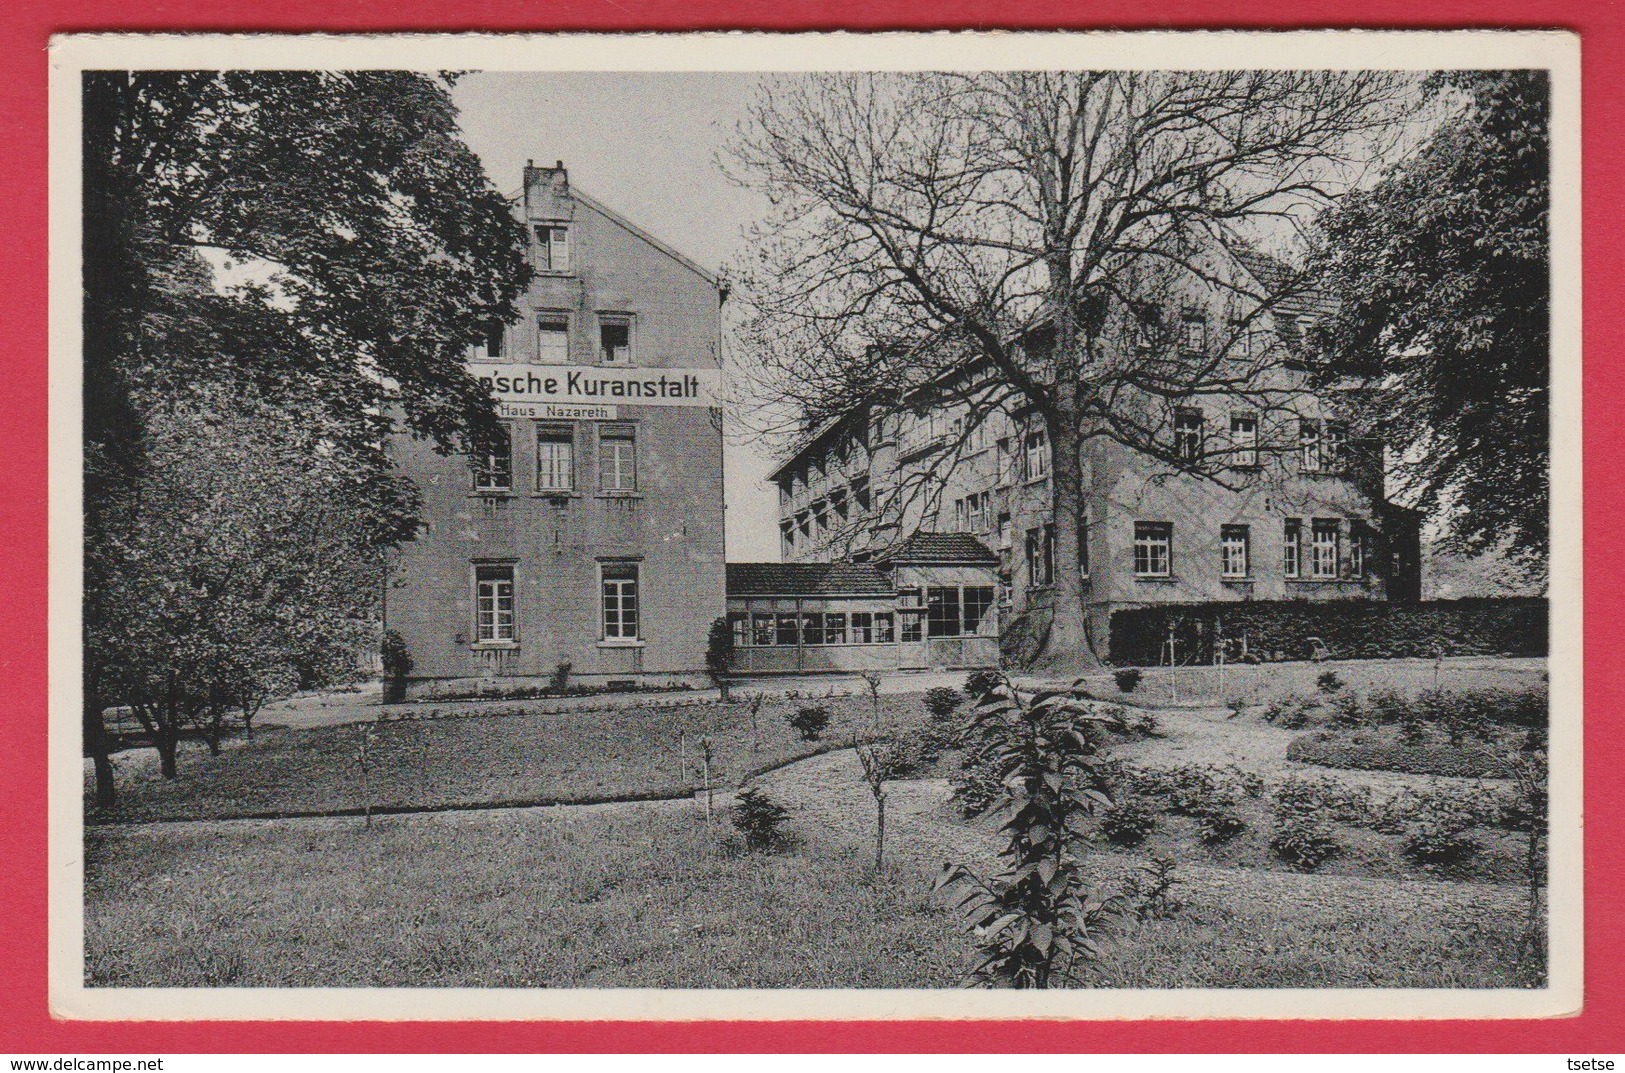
[87, 693, 928, 824]
[1037, 655, 1547, 709]
[84, 784, 1536, 989]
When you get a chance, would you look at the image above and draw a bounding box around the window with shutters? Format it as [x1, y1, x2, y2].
[471, 424, 512, 493]
[598, 314, 633, 365]
[537, 314, 570, 365]
[535, 223, 571, 272]
[535, 423, 574, 492]
[598, 424, 637, 492]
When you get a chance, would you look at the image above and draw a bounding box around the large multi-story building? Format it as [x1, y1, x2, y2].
[768, 251, 1422, 662]
[385, 162, 727, 697]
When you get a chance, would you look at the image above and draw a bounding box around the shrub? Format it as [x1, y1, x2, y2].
[951, 741, 1007, 817]
[1366, 687, 1411, 726]
[1263, 695, 1315, 729]
[1403, 807, 1480, 866]
[731, 788, 790, 850]
[1316, 669, 1346, 695]
[549, 660, 572, 691]
[924, 686, 962, 721]
[1125, 710, 1161, 738]
[1100, 797, 1157, 846]
[1196, 806, 1246, 844]
[965, 669, 1001, 701]
[380, 629, 413, 679]
[1328, 691, 1365, 727]
[1270, 813, 1340, 871]
[1272, 773, 1373, 826]
[788, 706, 830, 741]
[1113, 668, 1143, 694]
[1108, 597, 1547, 665]
[1125, 856, 1182, 921]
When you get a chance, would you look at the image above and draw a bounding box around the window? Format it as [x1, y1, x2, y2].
[1134, 522, 1173, 578]
[1230, 412, 1258, 467]
[1228, 317, 1250, 358]
[1300, 418, 1322, 473]
[1135, 307, 1163, 352]
[1323, 422, 1348, 473]
[751, 612, 774, 647]
[963, 586, 996, 634]
[997, 511, 1012, 549]
[776, 614, 799, 646]
[1311, 520, 1340, 579]
[1350, 522, 1370, 578]
[477, 321, 505, 360]
[780, 520, 795, 557]
[996, 437, 1014, 485]
[853, 477, 872, 512]
[474, 565, 515, 643]
[1221, 525, 1250, 578]
[812, 500, 828, 535]
[1284, 519, 1302, 578]
[801, 612, 825, 646]
[1181, 313, 1208, 354]
[1024, 428, 1050, 481]
[850, 612, 874, 644]
[598, 315, 633, 365]
[730, 612, 748, 649]
[927, 587, 962, 638]
[1174, 408, 1204, 462]
[953, 497, 969, 532]
[969, 491, 990, 531]
[875, 612, 896, 643]
[898, 586, 924, 642]
[535, 423, 574, 492]
[600, 562, 640, 641]
[598, 424, 637, 492]
[1025, 525, 1055, 587]
[796, 511, 811, 541]
[535, 223, 571, 272]
[472, 424, 512, 493]
[537, 314, 570, 365]
[824, 612, 847, 645]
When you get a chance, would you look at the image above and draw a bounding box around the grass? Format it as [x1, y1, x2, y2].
[84, 797, 1537, 989]
[87, 694, 927, 825]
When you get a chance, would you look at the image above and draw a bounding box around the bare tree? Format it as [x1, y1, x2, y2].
[729, 71, 1412, 664]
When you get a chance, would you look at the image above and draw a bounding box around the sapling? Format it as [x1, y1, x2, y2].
[699, 735, 715, 822]
[748, 693, 765, 754]
[355, 721, 379, 828]
[859, 671, 884, 735]
[855, 743, 896, 870]
[937, 675, 1125, 988]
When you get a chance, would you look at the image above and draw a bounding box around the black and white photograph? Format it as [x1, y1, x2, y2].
[50, 31, 1581, 1020]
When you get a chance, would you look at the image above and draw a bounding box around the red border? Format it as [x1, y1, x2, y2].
[3, 1, 1618, 1053]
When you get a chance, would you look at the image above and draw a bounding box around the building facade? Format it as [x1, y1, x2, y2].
[726, 533, 1001, 675]
[386, 163, 727, 697]
[769, 252, 1422, 663]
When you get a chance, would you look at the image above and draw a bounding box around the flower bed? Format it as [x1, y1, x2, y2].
[1287, 727, 1512, 778]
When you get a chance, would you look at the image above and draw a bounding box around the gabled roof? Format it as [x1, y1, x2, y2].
[1233, 246, 1337, 324]
[572, 189, 722, 291]
[726, 562, 894, 599]
[873, 531, 1000, 567]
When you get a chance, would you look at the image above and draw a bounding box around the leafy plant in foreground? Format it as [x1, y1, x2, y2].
[1125, 856, 1183, 922]
[1100, 797, 1157, 847]
[937, 676, 1124, 988]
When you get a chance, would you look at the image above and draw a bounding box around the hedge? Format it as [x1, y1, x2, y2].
[1107, 597, 1546, 666]
[1286, 730, 1511, 779]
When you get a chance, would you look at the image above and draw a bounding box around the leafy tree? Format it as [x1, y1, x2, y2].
[81, 71, 531, 803]
[730, 72, 1409, 665]
[1310, 71, 1549, 570]
[96, 388, 395, 780]
[706, 616, 734, 702]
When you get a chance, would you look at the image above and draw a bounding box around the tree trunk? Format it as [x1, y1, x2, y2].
[83, 675, 116, 810]
[875, 794, 886, 871]
[155, 731, 178, 779]
[1037, 411, 1100, 670]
